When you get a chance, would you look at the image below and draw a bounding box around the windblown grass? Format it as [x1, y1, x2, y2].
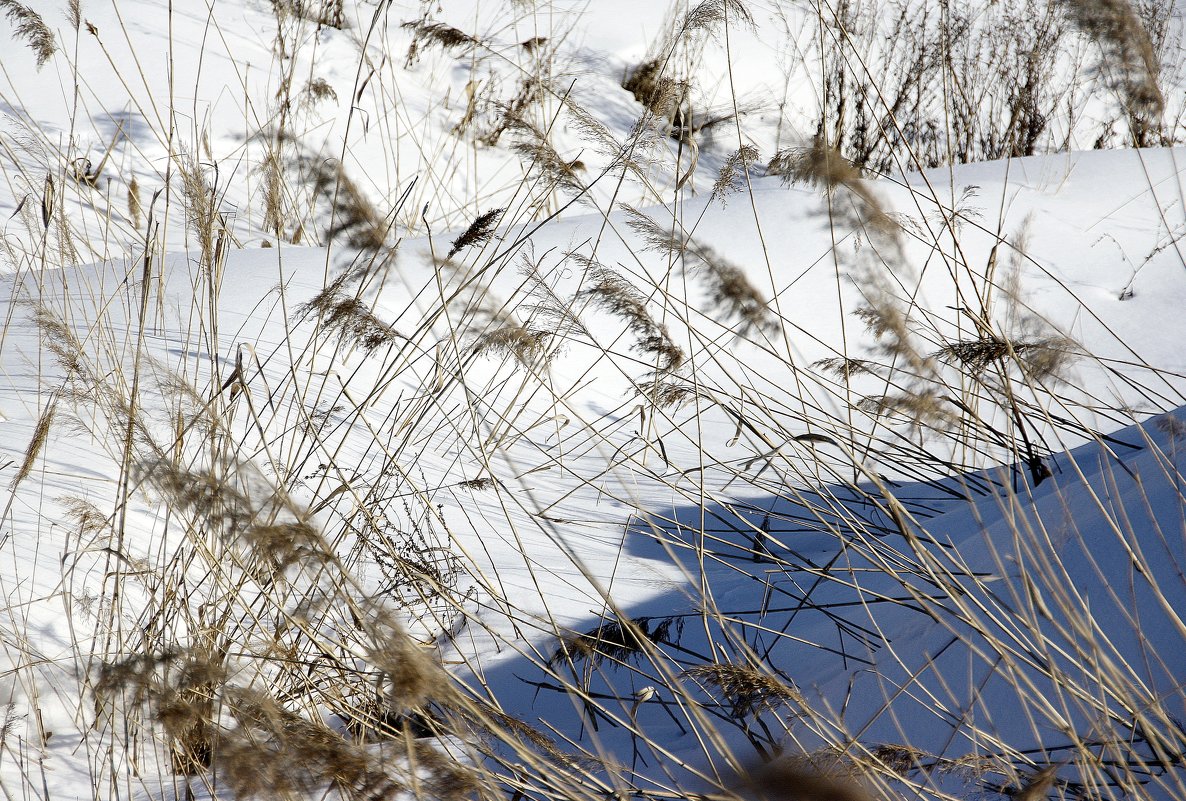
[0, 2, 1183, 801]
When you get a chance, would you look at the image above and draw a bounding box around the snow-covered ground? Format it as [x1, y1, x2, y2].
[1, 1, 1185, 800]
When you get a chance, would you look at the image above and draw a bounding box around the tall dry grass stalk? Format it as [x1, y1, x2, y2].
[127, 176, 142, 230]
[261, 151, 285, 240]
[178, 155, 220, 271]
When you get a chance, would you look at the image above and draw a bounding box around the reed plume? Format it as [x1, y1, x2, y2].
[768, 137, 896, 236]
[448, 207, 503, 258]
[1059, 0, 1164, 142]
[0, 0, 55, 68]
[623, 205, 776, 335]
[576, 259, 684, 375]
[11, 395, 56, 488]
[682, 663, 802, 718]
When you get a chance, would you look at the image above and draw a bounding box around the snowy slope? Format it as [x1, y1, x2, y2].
[0, 144, 1183, 798]
[0, 1, 1185, 800]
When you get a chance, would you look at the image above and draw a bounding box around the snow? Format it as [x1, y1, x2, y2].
[0, 1, 1184, 800]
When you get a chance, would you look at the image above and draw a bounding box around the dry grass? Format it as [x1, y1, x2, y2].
[296, 287, 404, 354]
[713, 144, 760, 204]
[10, 395, 55, 488]
[550, 616, 681, 667]
[273, 0, 345, 30]
[127, 176, 142, 230]
[403, 18, 482, 69]
[0, 2, 1183, 801]
[578, 261, 685, 376]
[623, 58, 688, 122]
[0, 0, 54, 68]
[448, 208, 504, 259]
[768, 138, 896, 235]
[1060, 0, 1165, 142]
[311, 157, 390, 251]
[623, 205, 776, 334]
[682, 663, 802, 718]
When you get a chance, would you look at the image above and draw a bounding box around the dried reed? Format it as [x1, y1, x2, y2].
[0, 0, 55, 68]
